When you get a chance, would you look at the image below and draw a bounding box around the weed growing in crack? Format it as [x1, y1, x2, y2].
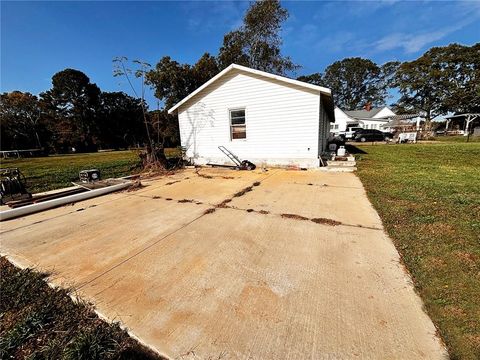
[233, 186, 253, 198]
[311, 218, 342, 226]
[281, 213, 309, 221]
[216, 199, 232, 208]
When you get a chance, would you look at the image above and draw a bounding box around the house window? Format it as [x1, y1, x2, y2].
[230, 109, 246, 140]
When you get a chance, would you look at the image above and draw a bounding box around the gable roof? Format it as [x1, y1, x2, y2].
[167, 64, 332, 114]
[345, 108, 384, 119]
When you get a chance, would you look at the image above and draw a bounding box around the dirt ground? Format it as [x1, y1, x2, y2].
[0, 168, 447, 359]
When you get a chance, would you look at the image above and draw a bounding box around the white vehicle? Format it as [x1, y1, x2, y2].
[339, 127, 363, 139]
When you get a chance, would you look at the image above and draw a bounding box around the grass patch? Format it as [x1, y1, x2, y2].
[355, 142, 480, 359]
[0, 148, 182, 194]
[0, 257, 161, 360]
[431, 135, 480, 143]
[1, 151, 140, 193]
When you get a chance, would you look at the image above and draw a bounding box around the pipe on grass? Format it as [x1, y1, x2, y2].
[0, 181, 131, 221]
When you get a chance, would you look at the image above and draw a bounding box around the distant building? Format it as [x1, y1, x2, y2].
[331, 105, 423, 134]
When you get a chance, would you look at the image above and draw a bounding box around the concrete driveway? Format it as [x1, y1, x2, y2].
[0, 168, 447, 359]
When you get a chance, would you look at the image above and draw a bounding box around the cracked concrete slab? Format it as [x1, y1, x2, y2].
[228, 171, 383, 228]
[0, 168, 447, 359]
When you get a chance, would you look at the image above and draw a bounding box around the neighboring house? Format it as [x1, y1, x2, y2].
[444, 113, 480, 135]
[331, 105, 422, 133]
[168, 64, 335, 168]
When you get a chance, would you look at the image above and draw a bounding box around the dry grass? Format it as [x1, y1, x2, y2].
[311, 218, 342, 226]
[203, 208, 216, 215]
[281, 213, 309, 221]
[233, 186, 253, 198]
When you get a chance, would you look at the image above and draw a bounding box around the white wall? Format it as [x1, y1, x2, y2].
[177, 69, 323, 168]
[374, 107, 396, 118]
[332, 108, 351, 132]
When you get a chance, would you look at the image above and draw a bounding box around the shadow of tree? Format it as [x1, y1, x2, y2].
[345, 144, 367, 154]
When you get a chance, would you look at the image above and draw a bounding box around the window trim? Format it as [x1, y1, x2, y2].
[229, 107, 247, 141]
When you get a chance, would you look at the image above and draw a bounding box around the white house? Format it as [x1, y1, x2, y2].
[332, 107, 353, 132]
[168, 64, 335, 168]
[331, 106, 396, 133]
[330, 106, 423, 134]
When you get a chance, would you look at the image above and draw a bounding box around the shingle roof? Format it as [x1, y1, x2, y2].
[344, 108, 383, 119]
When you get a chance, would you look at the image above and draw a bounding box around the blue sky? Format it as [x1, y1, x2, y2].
[2, 1, 479, 107]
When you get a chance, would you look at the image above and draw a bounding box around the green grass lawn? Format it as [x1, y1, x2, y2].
[1, 151, 141, 193]
[431, 135, 480, 143]
[355, 142, 480, 359]
[0, 148, 181, 194]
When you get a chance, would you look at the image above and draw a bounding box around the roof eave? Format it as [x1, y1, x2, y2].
[167, 64, 332, 114]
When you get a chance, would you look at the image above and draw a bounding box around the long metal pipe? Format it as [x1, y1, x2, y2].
[0, 181, 131, 221]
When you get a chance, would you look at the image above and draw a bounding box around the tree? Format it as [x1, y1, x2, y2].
[146, 53, 219, 111]
[191, 53, 220, 90]
[218, 0, 298, 75]
[218, 30, 250, 69]
[0, 91, 47, 150]
[300, 58, 393, 111]
[296, 73, 323, 87]
[40, 69, 101, 152]
[114, 56, 171, 168]
[148, 109, 180, 149]
[97, 91, 145, 149]
[395, 43, 479, 126]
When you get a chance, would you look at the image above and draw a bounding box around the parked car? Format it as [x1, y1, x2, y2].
[382, 131, 395, 140]
[339, 127, 363, 140]
[353, 129, 391, 142]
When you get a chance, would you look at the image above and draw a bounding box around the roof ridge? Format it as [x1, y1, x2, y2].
[168, 64, 332, 114]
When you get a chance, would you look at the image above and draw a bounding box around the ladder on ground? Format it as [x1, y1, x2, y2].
[218, 146, 242, 167]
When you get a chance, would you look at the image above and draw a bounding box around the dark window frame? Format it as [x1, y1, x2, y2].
[229, 108, 246, 140]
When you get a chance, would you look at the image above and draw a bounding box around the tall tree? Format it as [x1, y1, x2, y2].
[40, 69, 101, 152]
[218, 0, 298, 75]
[299, 58, 394, 111]
[113, 56, 170, 167]
[0, 91, 47, 150]
[395, 43, 479, 125]
[146, 53, 219, 110]
[97, 91, 145, 149]
[191, 53, 220, 90]
[296, 73, 323, 87]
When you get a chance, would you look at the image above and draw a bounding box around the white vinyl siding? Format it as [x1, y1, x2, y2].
[177, 68, 324, 167]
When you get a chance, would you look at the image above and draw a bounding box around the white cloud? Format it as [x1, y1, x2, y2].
[373, 17, 476, 54]
[181, 1, 246, 33]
